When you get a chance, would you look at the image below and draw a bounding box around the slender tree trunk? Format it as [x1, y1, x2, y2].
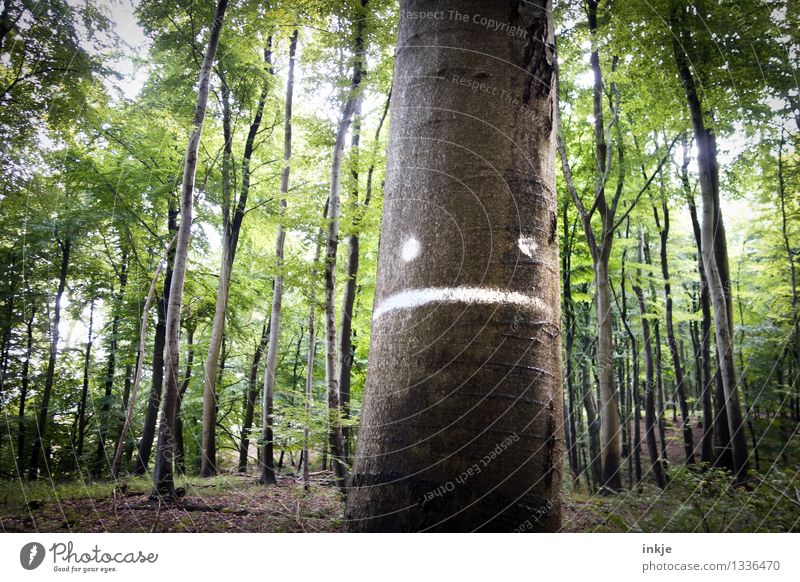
[654, 201, 694, 463]
[238, 323, 268, 472]
[175, 324, 195, 474]
[347, 0, 562, 531]
[633, 229, 667, 489]
[260, 30, 298, 486]
[151, 0, 228, 499]
[642, 232, 669, 465]
[17, 306, 35, 474]
[337, 99, 363, 466]
[324, 1, 368, 497]
[582, 340, 603, 490]
[201, 37, 272, 477]
[681, 156, 716, 466]
[562, 204, 581, 486]
[619, 226, 642, 484]
[76, 300, 95, 460]
[778, 137, 800, 412]
[0, 255, 15, 416]
[93, 251, 128, 478]
[111, 235, 177, 478]
[136, 203, 177, 474]
[28, 237, 70, 480]
[302, 204, 328, 493]
[671, 4, 748, 480]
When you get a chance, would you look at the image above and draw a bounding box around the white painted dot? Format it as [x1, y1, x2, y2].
[518, 236, 538, 258]
[401, 237, 421, 262]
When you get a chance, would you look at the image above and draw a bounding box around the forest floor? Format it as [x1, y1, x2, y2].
[1, 416, 798, 533]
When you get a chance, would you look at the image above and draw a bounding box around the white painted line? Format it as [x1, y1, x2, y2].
[372, 286, 550, 320]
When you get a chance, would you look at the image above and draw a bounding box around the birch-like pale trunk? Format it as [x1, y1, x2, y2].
[200, 39, 272, 478]
[151, 0, 228, 499]
[260, 30, 298, 485]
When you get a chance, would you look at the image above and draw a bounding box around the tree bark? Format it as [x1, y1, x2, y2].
[28, 237, 70, 480]
[346, 0, 562, 531]
[302, 203, 328, 492]
[151, 0, 228, 499]
[260, 30, 298, 485]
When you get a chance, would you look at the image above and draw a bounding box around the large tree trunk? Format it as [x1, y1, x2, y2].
[135, 203, 177, 474]
[346, 0, 562, 532]
[28, 237, 70, 480]
[654, 201, 694, 463]
[260, 30, 297, 485]
[201, 38, 272, 477]
[324, 1, 368, 497]
[671, 6, 748, 480]
[151, 0, 228, 499]
[633, 229, 667, 489]
[92, 250, 128, 478]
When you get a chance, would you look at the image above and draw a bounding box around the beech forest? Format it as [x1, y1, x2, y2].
[0, 0, 799, 533]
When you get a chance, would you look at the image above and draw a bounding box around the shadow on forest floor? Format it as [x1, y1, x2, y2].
[1, 416, 797, 533]
[0, 472, 344, 532]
